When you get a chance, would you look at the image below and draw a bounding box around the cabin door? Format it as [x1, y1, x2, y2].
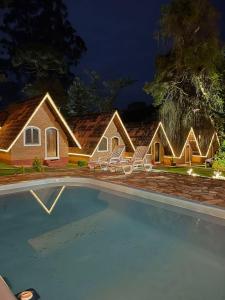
[154, 142, 160, 163]
[112, 137, 119, 151]
[185, 144, 191, 163]
[46, 128, 59, 159]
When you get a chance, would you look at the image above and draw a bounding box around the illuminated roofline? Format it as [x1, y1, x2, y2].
[174, 127, 202, 159]
[46, 93, 81, 149]
[148, 122, 176, 157]
[90, 110, 135, 158]
[204, 132, 220, 158]
[68, 153, 91, 157]
[0, 92, 81, 152]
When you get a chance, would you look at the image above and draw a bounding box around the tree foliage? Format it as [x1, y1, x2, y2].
[0, 0, 86, 105]
[67, 70, 135, 116]
[144, 0, 224, 144]
[212, 140, 225, 171]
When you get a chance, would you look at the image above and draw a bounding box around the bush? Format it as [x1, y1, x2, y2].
[32, 157, 43, 172]
[212, 159, 225, 172]
[212, 141, 225, 171]
[220, 140, 225, 153]
[18, 166, 25, 174]
[77, 160, 88, 167]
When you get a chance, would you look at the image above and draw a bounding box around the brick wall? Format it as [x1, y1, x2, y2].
[0, 152, 11, 164]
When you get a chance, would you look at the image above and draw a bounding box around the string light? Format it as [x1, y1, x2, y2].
[187, 168, 193, 175]
[187, 168, 199, 177]
[212, 171, 225, 180]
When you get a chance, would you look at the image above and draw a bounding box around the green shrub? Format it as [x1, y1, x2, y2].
[212, 158, 225, 172]
[77, 160, 88, 167]
[32, 157, 43, 172]
[212, 143, 225, 171]
[18, 166, 25, 174]
[220, 140, 225, 153]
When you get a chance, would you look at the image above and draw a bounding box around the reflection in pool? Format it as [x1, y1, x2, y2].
[1, 185, 225, 300]
[30, 185, 66, 214]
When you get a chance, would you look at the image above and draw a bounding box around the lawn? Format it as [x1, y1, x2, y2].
[0, 162, 82, 176]
[0, 162, 46, 176]
[0, 161, 222, 179]
[0, 162, 20, 176]
[157, 165, 224, 178]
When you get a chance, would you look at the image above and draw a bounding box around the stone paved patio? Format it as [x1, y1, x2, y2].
[0, 167, 224, 209]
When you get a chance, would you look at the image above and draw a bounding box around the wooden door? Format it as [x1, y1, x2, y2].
[46, 128, 58, 159]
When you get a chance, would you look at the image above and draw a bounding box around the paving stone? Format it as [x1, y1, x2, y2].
[0, 167, 225, 209]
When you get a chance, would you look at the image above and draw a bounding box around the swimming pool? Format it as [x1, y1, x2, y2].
[1, 181, 225, 300]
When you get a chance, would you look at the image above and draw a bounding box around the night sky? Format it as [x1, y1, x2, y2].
[65, 0, 225, 108]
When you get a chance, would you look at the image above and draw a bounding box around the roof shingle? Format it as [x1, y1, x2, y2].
[0, 96, 42, 149]
[69, 112, 113, 155]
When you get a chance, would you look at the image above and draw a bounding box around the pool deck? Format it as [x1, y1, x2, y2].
[0, 167, 224, 209]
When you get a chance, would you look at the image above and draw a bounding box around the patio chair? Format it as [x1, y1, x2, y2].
[0, 276, 17, 300]
[88, 145, 125, 170]
[88, 152, 112, 170]
[109, 146, 152, 174]
[99, 145, 126, 170]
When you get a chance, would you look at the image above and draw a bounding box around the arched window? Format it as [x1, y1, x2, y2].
[24, 126, 40, 146]
[98, 137, 108, 152]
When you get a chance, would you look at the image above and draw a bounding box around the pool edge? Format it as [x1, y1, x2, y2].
[0, 176, 224, 220]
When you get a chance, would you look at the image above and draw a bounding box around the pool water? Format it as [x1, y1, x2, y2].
[1, 186, 225, 300]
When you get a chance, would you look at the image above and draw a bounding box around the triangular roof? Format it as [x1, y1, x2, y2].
[69, 111, 135, 156]
[194, 127, 219, 157]
[0, 93, 81, 152]
[149, 122, 175, 156]
[204, 132, 220, 157]
[176, 128, 202, 158]
[126, 121, 175, 156]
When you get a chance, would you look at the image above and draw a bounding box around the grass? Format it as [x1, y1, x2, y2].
[0, 160, 222, 179]
[0, 161, 81, 176]
[157, 165, 225, 178]
[0, 162, 47, 176]
[0, 162, 20, 176]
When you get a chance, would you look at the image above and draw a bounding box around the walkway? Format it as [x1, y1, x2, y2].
[0, 167, 224, 209]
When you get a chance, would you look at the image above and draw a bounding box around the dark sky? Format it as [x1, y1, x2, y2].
[65, 0, 225, 109]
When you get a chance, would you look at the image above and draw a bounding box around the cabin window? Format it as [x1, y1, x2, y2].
[24, 127, 40, 145]
[111, 137, 119, 151]
[98, 137, 108, 151]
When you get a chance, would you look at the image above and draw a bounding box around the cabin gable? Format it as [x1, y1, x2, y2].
[9, 102, 69, 165]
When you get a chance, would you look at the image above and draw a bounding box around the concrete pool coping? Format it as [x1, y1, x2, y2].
[0, 176, 225, 220]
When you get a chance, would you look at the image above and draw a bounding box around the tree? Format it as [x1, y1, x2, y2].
[23, 77, 67, 106]
[67, 76, 95, 116]
[67, 70, 135, 115]
[144, 0, 224, 145]
[0, 0, 12, 8]
[0, 0, 86, 105]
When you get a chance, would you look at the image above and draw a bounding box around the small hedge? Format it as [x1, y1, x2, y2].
[212, 159, 225, 172]
[77, 160, 88, 167]
[212, 140, 225, 172]
[32, 157, 43, 172]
